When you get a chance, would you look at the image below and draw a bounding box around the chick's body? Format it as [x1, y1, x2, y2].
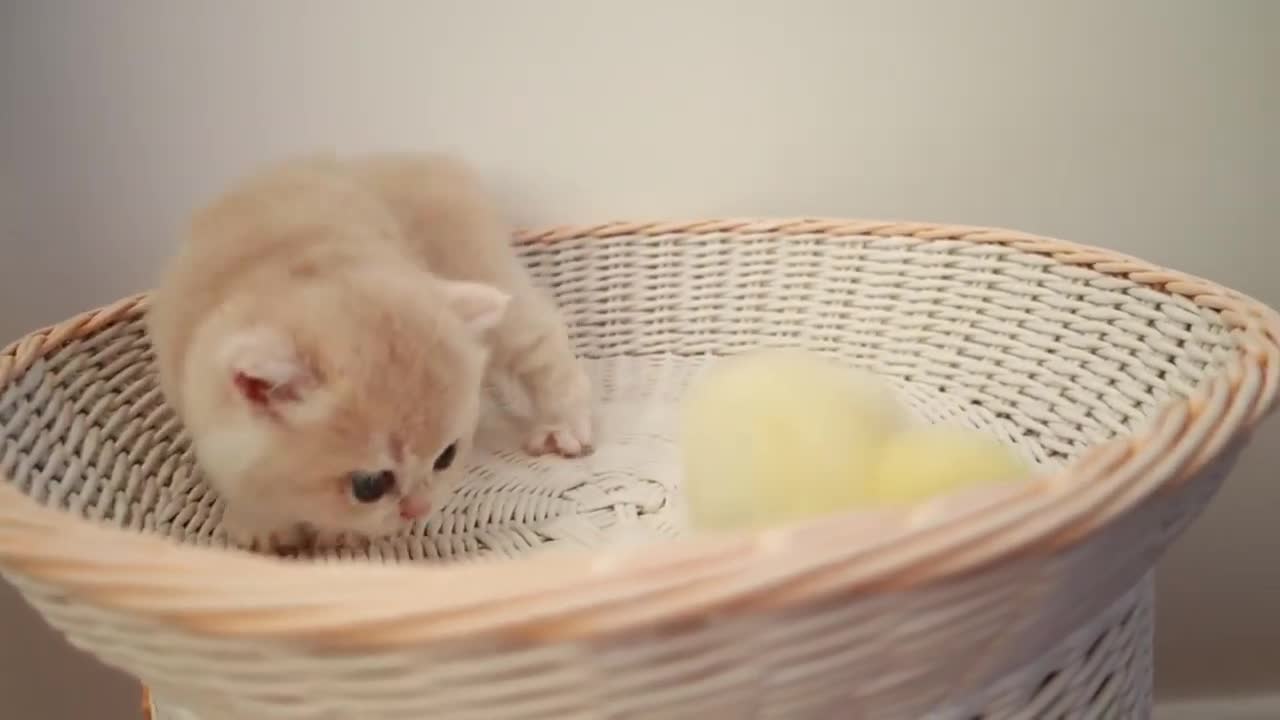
[871, 426, 1029, 504]
[679, 349, 908, 530]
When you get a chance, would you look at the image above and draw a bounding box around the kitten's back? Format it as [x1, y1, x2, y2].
[343, 152, 530, 291]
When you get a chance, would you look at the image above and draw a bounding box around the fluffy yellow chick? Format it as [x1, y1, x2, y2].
[679, 348, 909, 531]
[869, 425, 1030, 505]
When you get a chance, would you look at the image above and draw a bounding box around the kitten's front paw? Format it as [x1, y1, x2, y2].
[223, 523, 265, 551]
[222, 517, 309, 556]
[525, 422, 592, 457]
[525, 382, 594, 457]
[306, 526, 372, 551]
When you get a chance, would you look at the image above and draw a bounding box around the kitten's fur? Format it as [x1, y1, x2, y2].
[147, 152, 592, 551]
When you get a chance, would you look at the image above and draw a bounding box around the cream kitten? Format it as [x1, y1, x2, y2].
[147, 152, 592, 551]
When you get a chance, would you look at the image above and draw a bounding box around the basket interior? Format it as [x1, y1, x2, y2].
[0, 231, 1238, 564]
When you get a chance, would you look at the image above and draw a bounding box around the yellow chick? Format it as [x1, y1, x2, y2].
[868, 425, 1030, 505]
[679, 348, 909, 531]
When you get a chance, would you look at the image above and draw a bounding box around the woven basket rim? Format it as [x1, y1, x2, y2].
[0, 217, 1276, 651]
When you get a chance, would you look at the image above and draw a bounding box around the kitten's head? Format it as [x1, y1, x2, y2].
[187, 268, 509, 542]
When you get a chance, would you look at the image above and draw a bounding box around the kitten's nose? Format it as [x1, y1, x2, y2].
[399, 496, 430, 520]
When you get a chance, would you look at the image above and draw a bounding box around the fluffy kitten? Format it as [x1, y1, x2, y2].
[146, 152, 592, 551]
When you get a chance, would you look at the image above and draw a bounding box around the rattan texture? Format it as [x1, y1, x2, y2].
[0, 219, 1276, 720]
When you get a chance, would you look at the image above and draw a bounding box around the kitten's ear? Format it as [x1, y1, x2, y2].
[218, 328, 317, 415]
[440, 281, 511, 335]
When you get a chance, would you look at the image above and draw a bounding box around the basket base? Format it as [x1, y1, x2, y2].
[931, 571, 1154, 719]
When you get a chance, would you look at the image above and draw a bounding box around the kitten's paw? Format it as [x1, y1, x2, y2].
[223, 523, 265, 551]
[524, 423, 592, 457]
[306, 526, 371, 551]
[524, 363, 594, 457]
[525, 395, 594, 457]
[222, 518, 308, 556]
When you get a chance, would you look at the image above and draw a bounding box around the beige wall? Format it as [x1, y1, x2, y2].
[2, 1, 1276, 716]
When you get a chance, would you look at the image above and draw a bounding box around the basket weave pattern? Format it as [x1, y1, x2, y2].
[0, 219, 1276, 719]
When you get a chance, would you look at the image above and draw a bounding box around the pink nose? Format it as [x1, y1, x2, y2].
[399, 497, 430, 520]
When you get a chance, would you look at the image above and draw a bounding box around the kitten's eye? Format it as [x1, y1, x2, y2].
[433, 442, 457, 471]
[349, 470, 395, 503]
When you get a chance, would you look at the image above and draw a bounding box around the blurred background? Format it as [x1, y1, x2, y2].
[1, 1, 1276, 717]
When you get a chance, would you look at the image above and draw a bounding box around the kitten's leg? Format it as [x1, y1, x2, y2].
[221, 505, 310, 555]
[304, 525, 373, 551]
[490, 294, 593, 457]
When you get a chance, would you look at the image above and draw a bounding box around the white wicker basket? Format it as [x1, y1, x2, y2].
[1, 219, 1275, 720]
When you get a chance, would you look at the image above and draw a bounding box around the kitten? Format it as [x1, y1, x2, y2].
[146, 152, 592, 551]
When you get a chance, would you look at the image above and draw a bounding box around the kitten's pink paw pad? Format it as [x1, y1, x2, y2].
[525, 425, 592, 458]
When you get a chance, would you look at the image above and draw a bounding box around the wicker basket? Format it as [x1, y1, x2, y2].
[1, 219, 1276, 720]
